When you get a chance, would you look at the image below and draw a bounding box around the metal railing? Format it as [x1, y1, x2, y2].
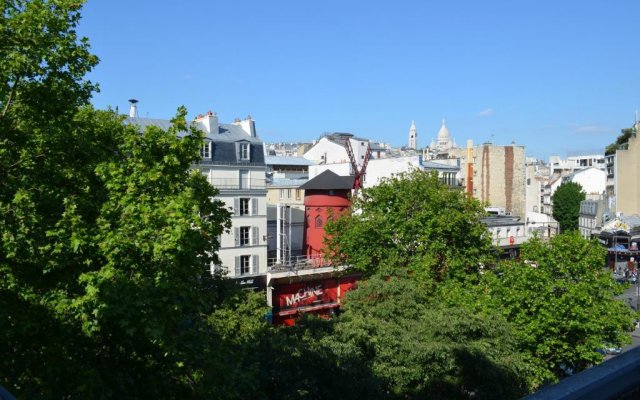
[267, 254, 333, 272]
[208, 178, 265, 190]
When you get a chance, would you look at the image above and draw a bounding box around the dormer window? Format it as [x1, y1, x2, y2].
[201, 142, 211, 159]
[237, 142, 250, 161]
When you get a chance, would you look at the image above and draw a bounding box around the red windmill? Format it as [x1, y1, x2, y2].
[344, 139, 372, 191]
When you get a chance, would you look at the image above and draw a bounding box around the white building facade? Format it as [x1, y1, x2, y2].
[126, 111, 268, 282]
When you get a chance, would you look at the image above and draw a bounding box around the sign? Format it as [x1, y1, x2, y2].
[233, 274, 266, 291]
[273, 276, 360, 311]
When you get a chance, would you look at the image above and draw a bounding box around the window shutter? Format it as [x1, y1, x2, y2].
[251, 198, 258, 215]
[235, 142, 241, 161]
[235, 256, 241, 276]
[252, 226, 259, 246]
[234, 227, 240, 246]
[234, 198, 240, 216]
[252, 255, 259, 274]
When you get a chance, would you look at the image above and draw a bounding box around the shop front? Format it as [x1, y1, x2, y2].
[271, 275, 360, 326]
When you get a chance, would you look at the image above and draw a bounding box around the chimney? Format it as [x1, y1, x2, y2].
[466, 139, 474, 197]
[128, 98, 138, 118]
[235, 114, 256, 137]
[196, 110, 218, 134]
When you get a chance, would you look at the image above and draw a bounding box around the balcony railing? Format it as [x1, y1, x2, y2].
[267, 254, 333, 272]
[208, 178, 266, 190]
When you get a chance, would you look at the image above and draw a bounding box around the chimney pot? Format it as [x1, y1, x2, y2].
[128, 98, 139, 118]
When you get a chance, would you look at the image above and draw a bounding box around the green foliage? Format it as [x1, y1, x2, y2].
[0, 101, 241, 397]
[0, 0, 98, 120]
[552, 181, 585, 233]
[479, 232, 635, 386]
[605, 127, 635, 155]
[325, 170, 493, 282]
[256, 315, 382, 400]
[0, 1, 261, 396]
[326, 276, 530, 399]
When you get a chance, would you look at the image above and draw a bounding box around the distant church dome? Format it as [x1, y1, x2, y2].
[437, 119, 449, 140]
[429, 118, 456, 156]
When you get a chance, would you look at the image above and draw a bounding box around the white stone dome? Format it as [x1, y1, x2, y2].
[437, 119, 449, 140]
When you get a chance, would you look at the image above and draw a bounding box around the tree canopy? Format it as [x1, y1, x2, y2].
[329, 275, 531, 399]
[605, 127, 635, 155]
[0, 1, 264, 397]
[476, 232, 634, 386]
[325, 170, 494, 283]
[552, 181, 585, 233]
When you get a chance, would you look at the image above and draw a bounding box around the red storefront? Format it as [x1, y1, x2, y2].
[272, 275, 360, 326]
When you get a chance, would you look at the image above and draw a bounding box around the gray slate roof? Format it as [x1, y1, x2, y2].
[124, 117, 265, 165]
[124, 117, 263, 143]
[299, 170, 354, 190]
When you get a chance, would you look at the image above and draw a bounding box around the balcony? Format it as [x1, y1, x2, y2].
[267, 255, 349, 282]
[207, 178, 266, 190]
[268, 254, 332, 272]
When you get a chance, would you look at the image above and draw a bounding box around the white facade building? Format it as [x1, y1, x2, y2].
[561, 167, 606, 199]
[548, 154, 606, 177]
[303, 132, 374, 166]
[309, 155, 460, 188]
[125, 111, 268, 283]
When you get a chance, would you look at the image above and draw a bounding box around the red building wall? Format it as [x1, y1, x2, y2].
[303, 189, 351, 258]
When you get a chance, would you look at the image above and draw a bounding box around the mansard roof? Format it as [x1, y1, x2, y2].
[124, 117, 265, 165]
[124, 117, 263, 144]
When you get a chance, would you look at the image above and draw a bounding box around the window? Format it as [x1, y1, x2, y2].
[315, 215, 323, 228]
[239, 169, 249, 189]
[235, 226, 259, 246]
[240, 143, 250, 160]
[279, 189, 285, 199]
[239, 198, 250, 215]
[296, 189, 301, 200]
[201, 142, 211, 158]
[239, 226, 250, 246]
[287, 188, 292, 198]
[239, 255, 250, 275]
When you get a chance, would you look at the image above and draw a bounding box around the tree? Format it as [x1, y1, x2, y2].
[324, 170, 494, 283]
[605, 127, 635, 155]
[552, 181, 585, 233]
[324, 275, 531, 399]
[0, 1, 261, 397]
[478, 232, 635, 386]
[0, 0, 98, 120]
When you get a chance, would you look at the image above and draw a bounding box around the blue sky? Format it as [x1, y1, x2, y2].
[78, 0, 640, 160]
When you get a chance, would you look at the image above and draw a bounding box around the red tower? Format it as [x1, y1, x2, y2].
[299, 170, 354, 259]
